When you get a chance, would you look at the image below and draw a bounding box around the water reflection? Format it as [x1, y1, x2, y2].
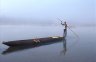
[2, 40, 62, 55]
[60, 29, 67, 55]
[2, 29, 67, 55]
[60, 38, 67, 55]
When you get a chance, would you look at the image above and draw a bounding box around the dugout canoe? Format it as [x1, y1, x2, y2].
[2, 38, 66, 55]
[3, 36, 64, 47]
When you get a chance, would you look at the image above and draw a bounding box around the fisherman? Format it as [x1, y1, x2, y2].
[61, 21, 67, 31]
[58, 18, 78, 38]
[61, 21, 67, 37]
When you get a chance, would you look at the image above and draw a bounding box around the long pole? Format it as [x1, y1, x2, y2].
[67, 26, 79, 38]
[57, 18, 79, 38]
[57, 18, 63, 24]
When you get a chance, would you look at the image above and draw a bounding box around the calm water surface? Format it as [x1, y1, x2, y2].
[0, 25, 96, 62]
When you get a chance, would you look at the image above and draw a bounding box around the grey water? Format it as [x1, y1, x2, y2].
[0, 25, 96, 62]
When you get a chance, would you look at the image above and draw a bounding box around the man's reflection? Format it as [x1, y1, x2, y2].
[62, 38, 67, 55]
[60, 28, 67, 55]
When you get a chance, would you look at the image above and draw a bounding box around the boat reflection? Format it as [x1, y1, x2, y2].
[2, 40, 62, 55]
[2, 29, 67, 55]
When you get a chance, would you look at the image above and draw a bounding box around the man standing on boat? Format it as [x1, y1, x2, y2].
[61, 21, 67, 37]
[61, 21, 67, 30]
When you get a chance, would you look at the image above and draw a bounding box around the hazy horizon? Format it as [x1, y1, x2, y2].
[0, 0, 96, 26]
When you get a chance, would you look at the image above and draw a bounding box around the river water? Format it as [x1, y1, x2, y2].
[0, 25, 96, 62]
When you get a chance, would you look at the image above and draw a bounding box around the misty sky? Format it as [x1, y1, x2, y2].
[0, 0, 96, 25]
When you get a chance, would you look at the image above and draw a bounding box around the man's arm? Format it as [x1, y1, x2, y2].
[61, 21, 65, 25]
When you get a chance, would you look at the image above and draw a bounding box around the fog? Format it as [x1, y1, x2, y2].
[0, 0, 96, 26]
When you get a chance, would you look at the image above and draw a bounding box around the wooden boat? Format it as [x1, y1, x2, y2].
[2, 38, 65, 55]
[3, 36, 64, 47]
